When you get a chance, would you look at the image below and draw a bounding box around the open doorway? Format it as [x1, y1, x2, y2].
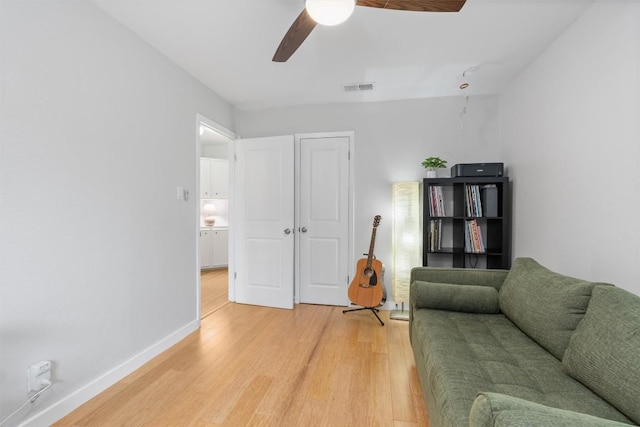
[197, 115, 235, 319]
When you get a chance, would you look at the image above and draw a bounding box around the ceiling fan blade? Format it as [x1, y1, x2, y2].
[356, 0, 466, 12]
[272, 9, 318, 62]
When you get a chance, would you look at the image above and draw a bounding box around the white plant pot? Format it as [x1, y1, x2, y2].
[426, 169, 437, 178]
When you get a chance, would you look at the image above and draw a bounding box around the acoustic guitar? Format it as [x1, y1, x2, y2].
[348, 215, 384, 308]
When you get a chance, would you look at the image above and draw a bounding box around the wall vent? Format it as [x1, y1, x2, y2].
[343, 82, 375, 93]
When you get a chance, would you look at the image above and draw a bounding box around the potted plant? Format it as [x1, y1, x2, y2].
[422, 157, 447, 178]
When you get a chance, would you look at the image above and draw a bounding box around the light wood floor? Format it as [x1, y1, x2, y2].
[55, 284, 428, 426]
[200, 269, 229, 319]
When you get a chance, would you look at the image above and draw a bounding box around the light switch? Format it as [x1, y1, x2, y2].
[176, 186, 184, 200]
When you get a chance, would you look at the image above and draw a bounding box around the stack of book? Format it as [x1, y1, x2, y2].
[428, 186, 446, 217]
[428, 219, 443, 252]
[465, 219, 485, 253]
[465, 184, 483, 217]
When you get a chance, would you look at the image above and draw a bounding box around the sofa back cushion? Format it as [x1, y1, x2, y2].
[498, 258, 597, 359]
[411, 281, 500, 313]
[562, 286, 640, 425]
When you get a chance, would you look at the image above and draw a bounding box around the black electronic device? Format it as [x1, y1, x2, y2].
[451, 163, 504, 178]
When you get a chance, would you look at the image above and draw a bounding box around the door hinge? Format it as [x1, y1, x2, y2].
[234, 272, 237, 279]
[348, 151, 350, 160]
[234, 154, 237, 162]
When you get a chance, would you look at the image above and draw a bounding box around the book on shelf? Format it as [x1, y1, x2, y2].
[465, 219, 485, 253]
[428, 219, 443, 252]
[465, 184, 483, 217]
[429, 186, 446, 217]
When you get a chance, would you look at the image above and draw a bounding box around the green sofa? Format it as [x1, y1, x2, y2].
[409, 257, 640, 427]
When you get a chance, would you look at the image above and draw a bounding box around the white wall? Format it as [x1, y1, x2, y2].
[236, 96, 501, 305]
[499, 0, 640, 294]
[0, 2, 236, 425]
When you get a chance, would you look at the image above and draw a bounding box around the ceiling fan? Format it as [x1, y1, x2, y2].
[273, 0, 467, 62]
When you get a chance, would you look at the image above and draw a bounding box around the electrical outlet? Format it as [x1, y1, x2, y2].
[28, 361, 51, 392]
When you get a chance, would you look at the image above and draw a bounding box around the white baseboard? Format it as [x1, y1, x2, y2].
[19, 319, 200, 427]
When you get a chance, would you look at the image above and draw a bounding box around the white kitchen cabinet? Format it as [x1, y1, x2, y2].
[200, 158, 228, 198]
[211, 159, 229, 198]
[211, 229, 228, 267]
[200, 228, 228, 269]
[200, 158, 212, 199]
[200, 229, 213, 268]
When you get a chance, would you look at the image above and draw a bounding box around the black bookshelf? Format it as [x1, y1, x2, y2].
[423, 177, 511, 269]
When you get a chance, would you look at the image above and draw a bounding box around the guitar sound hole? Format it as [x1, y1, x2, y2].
[361, 268, 377, 287]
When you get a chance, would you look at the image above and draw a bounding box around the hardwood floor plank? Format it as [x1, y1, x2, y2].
[306, 335, 341, 400]
[388, 318, 418, 423]
[372, 351, 395, 425]
[200, 268, 229, 318]
[219, 375, 274, 426]
[394, 422, 422, 427]
[147, 390, 211, 426]
[325, 362, 355, 425]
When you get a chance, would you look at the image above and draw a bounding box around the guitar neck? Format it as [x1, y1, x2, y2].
[366, 228, 377, 268]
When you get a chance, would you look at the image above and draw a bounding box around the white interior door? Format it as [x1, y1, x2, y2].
[235, 136, 295, 309]
[296, 134, 351, 306]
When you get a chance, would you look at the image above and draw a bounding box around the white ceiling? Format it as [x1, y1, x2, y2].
[92, 0, 595, 111]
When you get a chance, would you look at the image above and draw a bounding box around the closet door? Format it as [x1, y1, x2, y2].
[296, 134, 351, 306]
[234, 136, 295, 309]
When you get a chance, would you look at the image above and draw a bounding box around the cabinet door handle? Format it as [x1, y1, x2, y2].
[301, 227, 308, 233]
[284, 228, 291, 235]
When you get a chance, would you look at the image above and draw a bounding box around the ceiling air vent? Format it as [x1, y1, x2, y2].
[343, 82, 375, 93]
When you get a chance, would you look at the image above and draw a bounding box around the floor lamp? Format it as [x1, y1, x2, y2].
[390, 182, 422, 321]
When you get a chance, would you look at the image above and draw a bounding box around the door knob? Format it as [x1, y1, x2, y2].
[284, 228, 291, 235]
[300, 227, 308, 233]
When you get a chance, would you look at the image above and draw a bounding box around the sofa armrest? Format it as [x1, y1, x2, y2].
[470, 393, 633, 427]
[410, 267, 508, 290]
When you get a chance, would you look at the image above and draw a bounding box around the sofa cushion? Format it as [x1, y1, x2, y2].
[498, 258, 597, 359]
[470, 392, 633, 427]
[410, 267, 509, 290]
[562, 286, 640, 425]
[411, 281, 499, 314]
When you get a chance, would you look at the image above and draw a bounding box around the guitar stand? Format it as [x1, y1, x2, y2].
[342, 305, 385, 326]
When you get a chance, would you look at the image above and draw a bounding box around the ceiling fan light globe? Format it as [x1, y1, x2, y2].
[305, 0, 355, 26]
